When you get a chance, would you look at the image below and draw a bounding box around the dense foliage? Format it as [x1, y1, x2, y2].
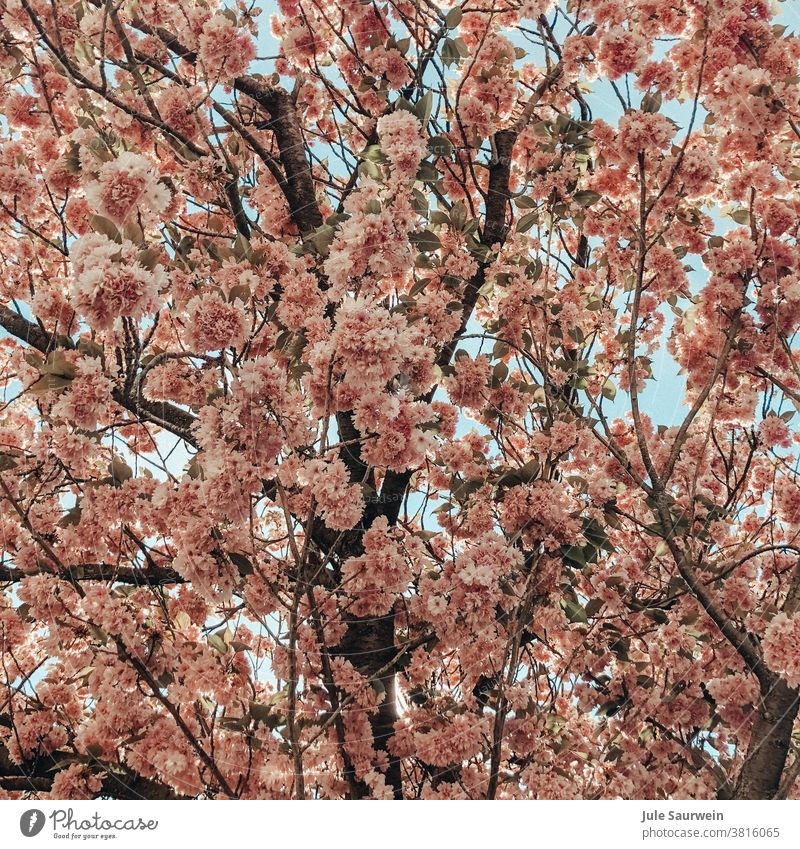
[1, 0, 800, 800]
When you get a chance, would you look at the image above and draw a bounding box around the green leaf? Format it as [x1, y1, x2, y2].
[562, 599, 588, 623]
[573, 190, 601, 208]
[442, 37, 460, 66]
[428, 135, 453, 158]
[41, 350, 76, 379]
[410, 229, 442, 252]
[416, 161, 439, 182]
[601, 379, 617, 401]
[307, 224, 336, 257]
[228, 284, 251, 303]
[136, 247, 161, 271]
[492, 361, 508, 383]
[89, 214, 121, 243]
[231, 233, 250, 260]
[453, 37, 469, 57]
[361, 144, 384, 163]
[515, 195, 538, 209]
[0, 453, 18, 471]
[516, 211, 539, 233]
[57, 505, 82, 527]
[585, 597, 604, 618]
[415, 92, 433, 124]
[219, 717, 249, 732]
[641, 91, 662, 113]
[643, 608, 669, 624]
[518, 458, 540, 482]
[249, 701, 273, 724]
[123, 219, 145, 246]
[27, 374, 72, 395]
[562, 545, 587, 569]
[208, 634, 229, 653]
[358, 160, 382, 182]
[449, 201, 467, 229]
[394, 97, 416, 115]
[228, 552, 253, 575]
[108, 457, 133, 485]
[445, 6, 462, 28]
[63, 144, 82, 175]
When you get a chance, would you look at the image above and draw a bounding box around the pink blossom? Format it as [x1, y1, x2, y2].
[759, 414, 792, 449]
[84, 152, 170, 227]
[376, 110, 428, 177]
[597, 26, 648, 79]
[50, 764, 102, 800]
[763, 613, 800, 688]
[51, 358, 112, 429]
[185, 292, 247, 351]
[297, 456, 365, 531]
[198, 14, 256, 80]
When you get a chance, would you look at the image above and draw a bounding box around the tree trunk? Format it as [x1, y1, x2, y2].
[335, 610, 402, 798]
[732, 675, 800, 799]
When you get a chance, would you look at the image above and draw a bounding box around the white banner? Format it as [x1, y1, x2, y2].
[0, 800, 799, 848]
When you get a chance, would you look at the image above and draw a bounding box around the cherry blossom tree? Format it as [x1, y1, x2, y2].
[0, 0, 799, 801]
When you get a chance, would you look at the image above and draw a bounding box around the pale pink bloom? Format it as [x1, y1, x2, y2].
[759, 414, 792, 449]
[69, 232, 164, 329]
[296, 456, 365, 531]
[376, 110, 428, 177]
[157, 86, 205, 141]
[185, 292, 247, 352]
[330, 297, 411, 388]
[0, 164, 38, 207]
[519, 0, 555, 19]
[763, 613, 800, 688]
[50, 763, 102, 800]
[549, 419, 578, 454]
[442, 354, 491, 409]
[282, 24, 328, 66]
[51, 358, 112, 429]
[775, 475, 800, 526]
[597, 26, 648, 79]
[617, 111, 674, 161]
[84, 151, 170, 226]
[341, 517, 410, 616]
[72, 262, 163, 329]
[198, 14, 256, 80]
[426, 594, 447, 616]
[323, 210, 415, 295]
